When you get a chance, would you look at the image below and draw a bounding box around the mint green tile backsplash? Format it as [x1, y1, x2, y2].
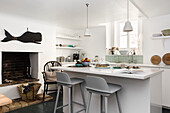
[105, 55, 143, 64]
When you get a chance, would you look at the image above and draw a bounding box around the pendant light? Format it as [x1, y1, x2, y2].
[84, 3, 91, 37]
[123, 0, 133, 32]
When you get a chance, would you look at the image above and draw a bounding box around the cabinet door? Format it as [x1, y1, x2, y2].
[162, 69, 170, 107]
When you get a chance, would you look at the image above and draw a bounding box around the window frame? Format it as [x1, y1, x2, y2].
[114, 19, 139, 50]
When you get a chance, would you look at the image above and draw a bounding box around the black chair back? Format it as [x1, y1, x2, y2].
[43, 61, 61, 82]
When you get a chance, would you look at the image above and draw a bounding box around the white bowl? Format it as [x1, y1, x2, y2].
[81, 62, 90, 67]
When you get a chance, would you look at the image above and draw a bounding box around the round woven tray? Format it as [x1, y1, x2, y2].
[151, 55, 161, 65]
[163, 53, 170, 65]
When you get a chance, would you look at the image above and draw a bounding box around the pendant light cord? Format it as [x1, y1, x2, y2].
[127, 0, 129, 21]
[127, 0, 129, 48]
[86, 3, 89, 28]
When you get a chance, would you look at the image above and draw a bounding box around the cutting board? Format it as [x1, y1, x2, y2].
[151, 55, 161, 65]
[163, 53, 170, 65]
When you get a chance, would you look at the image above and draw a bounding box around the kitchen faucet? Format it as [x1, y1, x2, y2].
[128, 51, 136, 64]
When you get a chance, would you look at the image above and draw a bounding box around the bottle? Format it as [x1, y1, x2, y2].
[95, 55, 99, 62]
[68, 56, 71, 62]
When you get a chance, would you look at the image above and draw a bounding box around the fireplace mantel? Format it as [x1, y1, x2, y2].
[0, 50, 43, 53]
[0, 41, 43, 53]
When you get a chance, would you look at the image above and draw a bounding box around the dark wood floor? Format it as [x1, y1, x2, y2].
[7, 93, 63, 113]
[7, 93, 170, 113]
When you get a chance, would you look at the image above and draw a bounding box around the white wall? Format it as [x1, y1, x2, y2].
[143, 14, 170, 64]
[143, 14, 170, 107]
[0, 13, 76, 99]
[106, 23, 114, 49]
[78, 26, 106, 61]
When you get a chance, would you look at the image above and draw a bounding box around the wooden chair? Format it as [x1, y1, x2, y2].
[42, 61, 62, 101]
[0, 94, 12, 113]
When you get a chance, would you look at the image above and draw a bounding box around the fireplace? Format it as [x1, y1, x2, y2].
[1, 52, 39, 86]
[0, 42, 42, 99]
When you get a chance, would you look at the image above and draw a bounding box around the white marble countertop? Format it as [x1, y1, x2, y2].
[108, 63, 170, 69]
[51, 66, 163, 80]
[131, 63, 170, 69]
[61, 62, 170, 69]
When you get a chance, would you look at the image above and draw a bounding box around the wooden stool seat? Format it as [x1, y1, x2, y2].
[0, 94, 12, 113]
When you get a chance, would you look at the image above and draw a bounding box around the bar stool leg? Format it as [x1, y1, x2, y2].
[53, 85, 61, 113]
[116, 92, 122, 113]
[71, 87, 73, 113]
[104, 97, 108, 113]
[86, 92, 92, 113]
[68, 87, 72, 113]
[100, 95, 103, 113]
[80, 83, 86, 110]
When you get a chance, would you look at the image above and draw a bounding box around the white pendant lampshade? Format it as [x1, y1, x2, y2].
[84, 28, 91, 36]
[123, 21, 133, 32]
[123, 0, 133, 32]
[84, 3, 91, 37]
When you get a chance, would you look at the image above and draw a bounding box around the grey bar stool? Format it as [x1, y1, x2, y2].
[85, 76, 122, 113]
[53, 72, 86, 113]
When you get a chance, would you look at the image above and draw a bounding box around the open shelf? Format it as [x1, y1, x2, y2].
[152, 36, 170, 39]
[56, 46, 82, 50]
[56, 36, 81, 41]
[152, 36, 170, 48]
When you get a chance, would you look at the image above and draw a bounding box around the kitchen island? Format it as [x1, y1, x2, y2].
[51, 66, 163, 113]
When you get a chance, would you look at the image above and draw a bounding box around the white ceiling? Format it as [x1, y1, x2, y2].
[0, 0, 169, 29]
[130, 0, 170, 17]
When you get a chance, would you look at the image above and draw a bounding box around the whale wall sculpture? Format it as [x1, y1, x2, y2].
[1, 29, 42, 44]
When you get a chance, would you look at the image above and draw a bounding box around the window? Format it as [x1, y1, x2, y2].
[115, 19, 140, 50]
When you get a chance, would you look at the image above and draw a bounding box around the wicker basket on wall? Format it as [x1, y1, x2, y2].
[17, 83, 41, 101]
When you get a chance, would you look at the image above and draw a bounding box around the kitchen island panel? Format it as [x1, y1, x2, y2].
[62, 71, 162, 113]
